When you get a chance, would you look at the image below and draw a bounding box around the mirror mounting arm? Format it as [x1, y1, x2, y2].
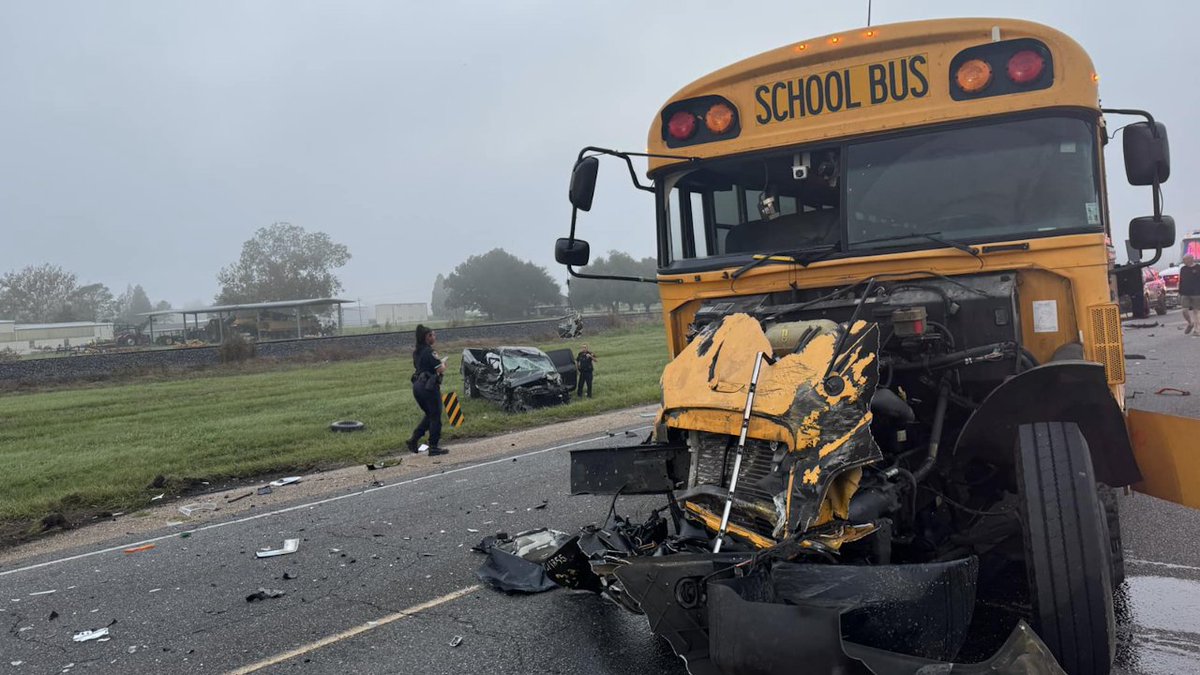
[566, 264, 680, 285]
[1112, 247, 1163, 275]
[575, 146, 697, 194]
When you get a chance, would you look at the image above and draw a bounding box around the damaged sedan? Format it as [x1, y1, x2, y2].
[461, 346, 575, 412]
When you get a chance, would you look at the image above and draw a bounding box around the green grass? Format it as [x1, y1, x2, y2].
[0, 324, 668, 530]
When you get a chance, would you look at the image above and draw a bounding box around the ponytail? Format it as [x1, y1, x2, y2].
[414, 324, 431, 355]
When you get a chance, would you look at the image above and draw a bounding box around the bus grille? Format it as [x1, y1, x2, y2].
[1088, 303, 1125, 385]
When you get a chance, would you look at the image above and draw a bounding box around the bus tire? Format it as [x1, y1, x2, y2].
[1098, 484, 1126, 587]
[1016, 421, 1115, 675]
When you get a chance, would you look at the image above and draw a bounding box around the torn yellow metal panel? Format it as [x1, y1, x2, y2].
[660, 313, 875, 451]
[1128, 409, 1200, 510]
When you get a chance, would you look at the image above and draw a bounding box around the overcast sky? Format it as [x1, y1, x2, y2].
[1, 1, 1193, 309]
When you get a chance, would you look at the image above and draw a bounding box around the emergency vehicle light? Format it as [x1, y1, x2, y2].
[705, 103, 735, 134]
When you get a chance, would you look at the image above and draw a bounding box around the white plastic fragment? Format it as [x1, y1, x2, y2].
[72, 627, 109, 642]
[256, 539, 300, 558]
[269, 477, 302, 487]
[28, 590, 56, 596]
[177, 502, 217, 517]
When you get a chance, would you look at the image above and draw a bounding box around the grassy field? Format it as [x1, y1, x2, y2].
[0, 324, 668, 533]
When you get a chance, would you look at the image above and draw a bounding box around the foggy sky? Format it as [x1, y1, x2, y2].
[1, 1, 1194, 309]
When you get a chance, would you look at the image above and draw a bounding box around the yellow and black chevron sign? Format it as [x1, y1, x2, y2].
[442, 391, 465, 427]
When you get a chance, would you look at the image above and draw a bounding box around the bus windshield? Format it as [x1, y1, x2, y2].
[660, 115, 1101, 266]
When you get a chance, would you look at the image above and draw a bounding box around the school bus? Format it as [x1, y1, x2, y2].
[553, 17, 1200, 674]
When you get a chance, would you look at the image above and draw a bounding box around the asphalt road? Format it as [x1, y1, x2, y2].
[1, 311, 1198, 675]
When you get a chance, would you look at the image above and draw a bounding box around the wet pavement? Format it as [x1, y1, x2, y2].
[0, 312, 1197, 674]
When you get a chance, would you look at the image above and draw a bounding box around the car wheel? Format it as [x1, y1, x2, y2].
[329, 420, 365, 432]
[1016, 422, 1115, 675]
[1155, 294, 1168, 315]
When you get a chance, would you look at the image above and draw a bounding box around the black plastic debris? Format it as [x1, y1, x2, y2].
[475, 529, 571, 594]
[245, 588, 286, 603]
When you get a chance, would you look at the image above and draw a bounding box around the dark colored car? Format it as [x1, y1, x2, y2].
[461, 346, 576, 412]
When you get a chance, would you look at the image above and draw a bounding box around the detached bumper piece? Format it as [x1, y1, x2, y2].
[612, 554, 1061, 675]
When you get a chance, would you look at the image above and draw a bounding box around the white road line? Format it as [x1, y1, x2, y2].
[0, 427, 650, 578]
[1127, 558, 1200, 573]
[226, 584, 482, 674]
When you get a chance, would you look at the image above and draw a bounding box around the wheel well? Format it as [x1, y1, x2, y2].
[954, 362, 1142, 487]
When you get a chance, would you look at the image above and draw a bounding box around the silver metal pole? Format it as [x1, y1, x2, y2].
[714, 351, 767, 553]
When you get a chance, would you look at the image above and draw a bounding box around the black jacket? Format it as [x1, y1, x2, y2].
[1180, 264, 1200, 296]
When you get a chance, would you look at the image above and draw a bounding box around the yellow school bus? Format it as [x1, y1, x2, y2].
[554, 17, 1200, 674]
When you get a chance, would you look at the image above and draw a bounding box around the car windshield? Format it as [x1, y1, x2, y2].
[659, 115, 1100, 266]
[501, 350, 555, 374]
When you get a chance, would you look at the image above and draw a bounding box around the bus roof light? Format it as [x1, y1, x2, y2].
[955, 59, 993, 93]
[705, 103, 735, 134]
[1007, 50, 1045, 84]
[667, 111, 697, 140]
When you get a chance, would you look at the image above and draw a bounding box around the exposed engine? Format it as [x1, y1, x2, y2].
[677, 272, 1036, 564]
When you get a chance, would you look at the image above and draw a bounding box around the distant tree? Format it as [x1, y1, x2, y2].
[0, 264, 79, 323]
[568, 251, 658, 312]
[216, 222, 351, 304]
[154, 300, 172, 311]
[58, 283, 115, 322]
[430, 273, 449, 318]
[444, 249, 561, 320]
[114, 284, 154, 325]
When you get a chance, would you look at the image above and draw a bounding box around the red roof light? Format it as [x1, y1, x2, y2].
[1007, 50, 1045, 84]
[667, 111, 697, 140]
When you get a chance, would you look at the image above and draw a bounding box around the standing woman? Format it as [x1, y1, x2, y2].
[408, 325, 449, 456]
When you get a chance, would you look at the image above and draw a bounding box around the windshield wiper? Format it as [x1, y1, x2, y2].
[730, 244, 839, 280]
[853, 231, 980, 258]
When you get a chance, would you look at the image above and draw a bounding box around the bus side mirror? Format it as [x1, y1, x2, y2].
[555, 237, 591, 267]
[1129, 215, 1175, 250]
[1123, 121, 1170, 186]
[569, 157, 600, 211]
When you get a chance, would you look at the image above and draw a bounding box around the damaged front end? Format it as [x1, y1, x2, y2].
[531, 313, 1064, 674]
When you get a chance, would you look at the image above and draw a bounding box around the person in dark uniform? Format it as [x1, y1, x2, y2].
[408, 325, 448, 456]
[575, 343, 597, 398]
[1181, 255, 1200, 335]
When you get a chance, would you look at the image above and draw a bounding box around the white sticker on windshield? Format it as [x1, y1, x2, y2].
[1086, 202, 1100, 225]
[1060, 142, 1077, 153]
[1033, 300, 1059, 334]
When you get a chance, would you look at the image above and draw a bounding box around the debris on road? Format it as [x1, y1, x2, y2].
[49, 611, 59, 621]
[449, 635, 463, 647]
[150, 494, 165, 502]
[531, 500, 548, 510]
[72, 627, 110, 642]
[1126, 321, 1160, 329]
[1156, 387, 1192, 396]
[256, 539, 300, 559]
[245, 588, 286, 603]
[28, 589, 56, 596]
[474, 528, 570, 593]
[227, 492, 254, 503]
[256, 486, 273, 496]
[269, 477, 302, 488]
[282, 572, 297, 580]
[177, 502, 217, 517]
[122, 544, 156, 555]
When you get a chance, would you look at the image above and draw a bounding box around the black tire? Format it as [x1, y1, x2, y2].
[1098, 484, 1126, 587]
[329, 420, 365, 432]
[1155, 296, 1167, 315]
[1016, 422, 1115, 675]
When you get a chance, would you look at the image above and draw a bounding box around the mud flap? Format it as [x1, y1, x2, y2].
[569, 443, 690, 495]
[1127, 409, 1200, 509]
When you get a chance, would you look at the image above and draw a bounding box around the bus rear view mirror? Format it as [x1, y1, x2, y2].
[1123, 121, 1170, 186]
[569, 157, 600, 211]
[555, 237, 591, 267]
[1129, 215, 1175, 250]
